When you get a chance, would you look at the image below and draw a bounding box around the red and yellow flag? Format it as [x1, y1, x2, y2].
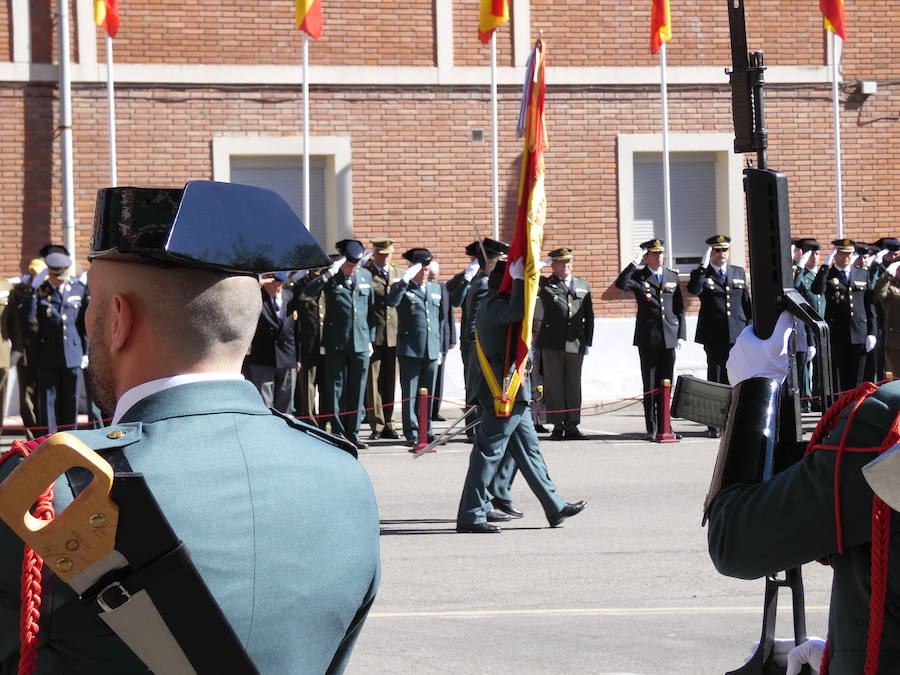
[478, 0, 509, 44]
[479, 39, 547, 418]
[820, 0, 846, 39]
[650, 0, 671, 55]
[296, 0, 324, 40]
[93, 0, 120, 38]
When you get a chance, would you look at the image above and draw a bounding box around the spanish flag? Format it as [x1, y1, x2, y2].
[650, 0, 671, 55]
[93, 0, 120, 38]
[478, 39, 547, 418]
[820, 0, 846, 39]
[296, 0, 324, 40]
[478, 0, 509, 44]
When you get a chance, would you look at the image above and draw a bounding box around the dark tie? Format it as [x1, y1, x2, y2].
[719, 270, 726, 282]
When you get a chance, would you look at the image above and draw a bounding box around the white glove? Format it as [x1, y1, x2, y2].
[866, 334, 877, 352]
[677, 338, 685, 350]
[888, 260, 900, 278]
[727, 310, 795, 385]
[462, 260, 480, 282]
[798, 250, 812, 269]
[824, 248, 837, 266]
[849, 252, 859, 267]
[436, 352, 444, 366]
[539, 258, 552, 270]
[745, 638, 793, 667]
[31, 268, 48, 288]
[700, 246, 712, 268]
[790, 244, 797, 261]
[323, 256, 346, 280]
[583, 345, 591, 356]
[874, 249, 889, 265]
[509, 257, 525, 280]
[786, 637, 826, 675]
[807, 344, 817, 362]
[359, 248, 375, 266]
[81, 354, 89, 370]
[631, 248, 644, 268]
[402, 263, 423, 283]
[367, 343, 374, 357]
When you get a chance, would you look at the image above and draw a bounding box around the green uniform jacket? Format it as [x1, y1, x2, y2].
[363, 261, 403, 348]
[462, 274, 489, 345]
[794, 266, 827, 319]
[707, 380, 900, 673]
[303, 268, 376, 353]
[0, 379, 380, 674]
[473, 280, 531, 405]
[535, 275, 594, 354]
[385, 279, 443, 360]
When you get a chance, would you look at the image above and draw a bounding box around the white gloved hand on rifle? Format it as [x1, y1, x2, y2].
[786, 637, 825, 675]
[727, 311, 795, 385]
[323, 257, 346, 280]
[402, 263, 423, 283]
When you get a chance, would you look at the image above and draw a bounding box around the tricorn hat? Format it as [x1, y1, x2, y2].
[874, 237, 900, 252]
[465, 240, 480, 257]
[481, 238, 509, 257]
[336, 239, 366, 263]
[799, 238, 821, 252]
[402, 248, 433, 266]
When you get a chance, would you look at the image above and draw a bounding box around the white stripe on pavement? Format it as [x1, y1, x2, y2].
[370, 605, 829, 618]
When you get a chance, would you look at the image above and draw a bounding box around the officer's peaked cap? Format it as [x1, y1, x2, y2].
[854, 242, 878, 255]
[402, 248, 433, 266]
[89, 181, 330, 276]
[336, 239, 365, 263]
[370, 237, 394, 254]
[706, 234, 731, 248]
[45, 252, 72, 269]
[641, 239, 665, 252]
[548, 247, 573, 262]
[832, 238, 856, 252]
[40, 243, 70, 259]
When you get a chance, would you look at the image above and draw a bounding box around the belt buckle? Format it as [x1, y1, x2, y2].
[97, 581, 132, 612]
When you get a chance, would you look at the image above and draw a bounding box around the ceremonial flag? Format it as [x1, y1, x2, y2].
[479, 0, 509, 44]
[477, 39, 546, 418]
[650, 0, 671, 54]
[296, 0, 324, 40]
[93, 0, 119, 38]
[820, 0, 846, 39]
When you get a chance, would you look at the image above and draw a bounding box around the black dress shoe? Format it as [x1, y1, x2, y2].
[564, 428, 588, 440]
[706, 428, 721, 439]
[456, 522, 502, 534]
[345, 435, 368, 450]
[381, 428, 400, 440]
[643, 433, 656, 441]
[534, 424, 550, 433]
[549, 500, 587, 527]
[549, 427, 565, 441]
[369, 430, 382, 440]
[491, 498, 524, 519]
[431, 414, 446, 422]
[486, 509, 512, 522]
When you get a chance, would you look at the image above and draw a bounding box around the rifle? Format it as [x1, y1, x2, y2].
[723, 2, 835, 673]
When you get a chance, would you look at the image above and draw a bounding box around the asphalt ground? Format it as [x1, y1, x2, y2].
[0, 405, 833, 674]
[349, 402, 834, 675]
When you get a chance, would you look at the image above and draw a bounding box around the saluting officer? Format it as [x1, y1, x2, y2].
[363, 237, 403, 440]
[302, 239, 375, 449]
[615, 239, 686, 440]
[386, 248, 444, 446]
[536, 247, 594, 441]
[30, 249, 88, 433]
[793, 238, 826, 411]
[288, 268, 326, 425]
[686, 234, 751, 437]
[811, 238, 877, 394]
[446, 241, 481, 427]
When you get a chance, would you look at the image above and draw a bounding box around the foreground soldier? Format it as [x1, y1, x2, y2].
[0, 182, 380, 673]
[456, 259, 585, 534]
[705, 311, 900, 674]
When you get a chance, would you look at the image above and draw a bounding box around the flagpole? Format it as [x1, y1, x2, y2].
[830, 31, 844, 239]
[105, 34, 118, 187]
[490, 32, 499, 240]
[57, 0, 76, 269]
[659, 42, 673, 260]
[302, 32, 311, 231]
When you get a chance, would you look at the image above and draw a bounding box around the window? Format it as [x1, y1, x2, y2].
[617, 134, 745, 273]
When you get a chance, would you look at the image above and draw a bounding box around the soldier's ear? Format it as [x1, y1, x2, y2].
[109, 292, 136, 353]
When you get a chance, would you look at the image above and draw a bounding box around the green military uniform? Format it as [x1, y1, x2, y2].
[0, 278, 12, 435]
[287, 272, 325, 426]
[536, 258, 594, 438]
[794, 248, 827, 410]
[456, 278, 572, 529]
[386, 268, 443, 443]
[6, 275, 41, 439]
[301, 267, 375, 443]
[363, 255, 403, 437]
[707, 379, 900, 674]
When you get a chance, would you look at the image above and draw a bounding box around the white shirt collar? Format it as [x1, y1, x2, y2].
[648, 266, 663, 277]
[712, 264, 727, 275]
[112, 373, 244, 425]
[835, 264, 852, 275]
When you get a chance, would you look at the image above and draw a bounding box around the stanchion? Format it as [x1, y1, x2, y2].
[654, 379, 679, 443]
[414, 388, 434, 454]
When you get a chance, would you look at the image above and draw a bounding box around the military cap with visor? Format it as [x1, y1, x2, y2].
[855, 242, 878, 256]
[548, 247, 573, 262]
[832, 238, 856, 253]
[481, 238, 510, 257]
[44, 252, 72, 270]
[874, 237, 900, 252]
[465, 241, 481, 257]
[799, 238, 821, 252]
[706, 234, 731, 249]
[89, 181, 330, 275]
[370, 237, 395, 254]
[640, 239, 665, 253]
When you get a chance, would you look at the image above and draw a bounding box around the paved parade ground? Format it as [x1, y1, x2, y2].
[351, 403, 834, 675]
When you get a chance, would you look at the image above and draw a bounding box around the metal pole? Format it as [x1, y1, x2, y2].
[57, 0, 76, 270]
[831, 32, 844, 239]
[660, 43, 673, 261]
[302, 32, 311, 231]
[105, 35, 118, 187]
[490, 32, 499, 240]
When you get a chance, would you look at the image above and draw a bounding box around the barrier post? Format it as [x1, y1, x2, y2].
[654, 379, 679, 443]
[414, 388, 433, 453]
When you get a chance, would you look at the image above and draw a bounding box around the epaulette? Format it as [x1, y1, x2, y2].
[269, 409, 358, 458]
[671, 268, 680, 275]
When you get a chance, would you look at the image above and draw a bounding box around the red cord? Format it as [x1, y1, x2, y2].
[0, 436, 52, 675]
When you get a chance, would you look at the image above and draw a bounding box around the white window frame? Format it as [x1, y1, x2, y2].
[617, 133, 745, 271]
[211, 135, 353, 250]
